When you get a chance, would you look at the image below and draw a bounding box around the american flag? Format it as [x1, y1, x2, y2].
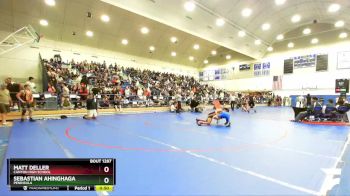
[272, 76, 282, 90]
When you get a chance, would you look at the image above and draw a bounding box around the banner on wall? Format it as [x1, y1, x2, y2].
[199, 68, 230, 81]
[293, 54, 316, 68]
[254, 62, 270, 76]
[262, 62, 271, 76]
[337, 51, 350, 69]
[239, 64, 250, 71]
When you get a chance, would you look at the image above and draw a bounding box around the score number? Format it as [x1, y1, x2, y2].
[102, 166, 112, 184]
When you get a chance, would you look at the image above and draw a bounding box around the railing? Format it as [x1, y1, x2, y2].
[9, 93, 223, 111]
[9, 91, 271, 111]
[40, 54, 49, 92]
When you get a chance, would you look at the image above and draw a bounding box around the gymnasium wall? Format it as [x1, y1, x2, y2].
[0, 30, 42, 90]
[202, 40, 350, 96]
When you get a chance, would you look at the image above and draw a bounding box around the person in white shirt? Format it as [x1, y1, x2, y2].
[137, 88, 143, 99]
[296, 95, 305, 108]
[170, 103, 176, 112]
[175, 93, 182, 113]
[219, 91, 224, 100]
[124, 86, 130, 98]
[25, 77, 36, 93]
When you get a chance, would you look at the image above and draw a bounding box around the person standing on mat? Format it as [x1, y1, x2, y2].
[229, 93, 236, 111]
[248, 95, 256, 113]
[306, 94, 311, 108]
[175, 92, 182, 113]
[16, 84, 35, 122]
[0, 84, 12, 125]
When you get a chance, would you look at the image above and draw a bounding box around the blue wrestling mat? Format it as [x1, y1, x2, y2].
[0, 107, 349, 195]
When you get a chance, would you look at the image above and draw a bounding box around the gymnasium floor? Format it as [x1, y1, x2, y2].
[0, 107, 349, 195]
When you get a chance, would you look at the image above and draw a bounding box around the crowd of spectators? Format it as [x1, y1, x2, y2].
[1, 55, 279, 112]
[43, 55, 231, 109]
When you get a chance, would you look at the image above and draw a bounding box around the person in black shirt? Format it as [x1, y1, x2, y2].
[190, 98, 201, 112]
[306, 94, 311, 108]
[248, 96, 256, 113]
[5, 78, 20, 107]
[91, 86, 100, 95]
[83, 94, 98, 120]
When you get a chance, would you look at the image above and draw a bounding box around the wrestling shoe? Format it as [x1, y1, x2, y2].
[225, 122, 231, 127]
[29, 118, 36, 122]
[196, 119, 201, 126]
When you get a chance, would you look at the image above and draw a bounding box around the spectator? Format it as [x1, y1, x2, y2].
[0, 84, 12, 125]
[25, 77, 37, 93]
[47, 83, 56, 94]
[5, 78, 20, 108]
[61, 83, 70, 107]
[323, 99, 335, 114]
[62, 97, 71, 109]
[100, 95, 110, 108]
[170, 102, 176, 112]
[114, 94, 122, 111]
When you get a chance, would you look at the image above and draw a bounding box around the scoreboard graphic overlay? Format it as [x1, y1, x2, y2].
[7, 158, 115, 191]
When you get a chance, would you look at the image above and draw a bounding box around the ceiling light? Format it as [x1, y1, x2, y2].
[267, 46, 273, 52]
[170, 36, 177, 43]
[275, 0, 286, 5]
[39, 19, 48, 26]
[45, 0, 55, 6]
[311, 38, 319, 44]
[149, 46, 155, 51]
[276, 34, 284, 40]
[121, 39, 128, 45]
[287, 42, 294, 48]
[238, 31, 246, 37]
[211, 50, 217, 55]
[335, 20, 345, 28]
[215, 18, 225, 26]
[255, 39, 261, 45]
[100, 15, 110, 22]
[328, 3, 340, 13]
[204, 60, 209, 64]
[189, 56, 194, 61]
[339, 32, 348, 39]
[184, 1, 196, 12]
[303, 28, 311, 35]
[86, 31, 93, 37]
[193, 44, 200, 50]
[261, 23, 271, 31]
[241, 8, 252, 17]
[226, 55, 231, 60]
[141, 27, 149, 34]
[171, 52, 176, 57]
[291, 14, 301, 23]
